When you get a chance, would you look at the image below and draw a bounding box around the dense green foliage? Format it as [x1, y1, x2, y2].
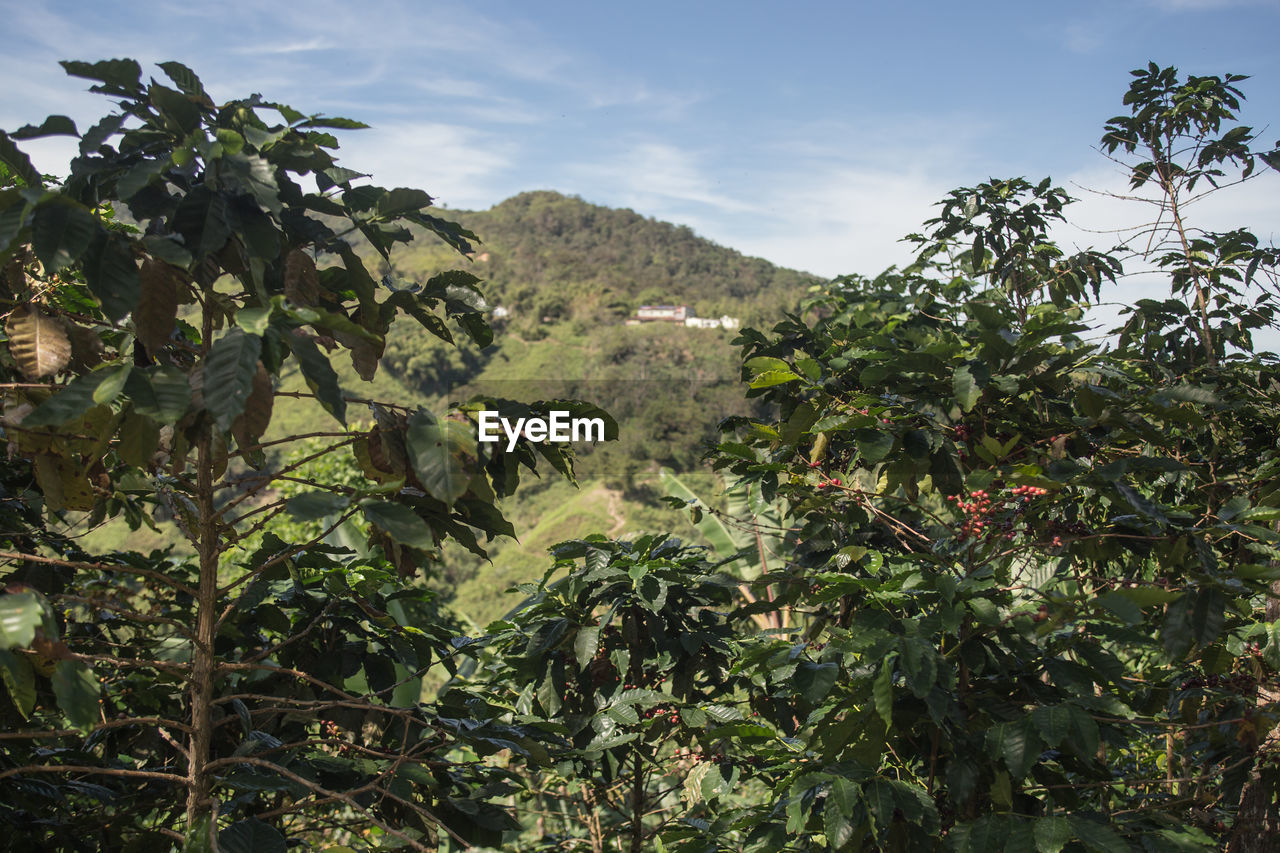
[1, 57, 1279, 853]
[0, 59, 585, 849]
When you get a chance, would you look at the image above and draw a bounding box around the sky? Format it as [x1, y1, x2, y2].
[1, 0, 1278, 302]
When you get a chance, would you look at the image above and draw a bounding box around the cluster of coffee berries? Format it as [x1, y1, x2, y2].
[643, 704, 680, 725]
[953, 424, 972, 441]
[1179, 672, 1258, 693]
[815, 477, 842, 489]
[622, 672, 666, 690]
[948, 483, 1059, 543]
[949, 489, 995, 539]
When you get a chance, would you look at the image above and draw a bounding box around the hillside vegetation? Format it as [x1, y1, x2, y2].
[83, 191, 815, 625]
[373, 191, 816, 623]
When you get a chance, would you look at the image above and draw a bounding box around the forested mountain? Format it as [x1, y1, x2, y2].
[389, 189, 815, 331]
[365, 191, 818, 623]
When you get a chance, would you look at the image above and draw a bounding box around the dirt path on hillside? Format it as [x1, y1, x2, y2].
[603, 486, 626, 537]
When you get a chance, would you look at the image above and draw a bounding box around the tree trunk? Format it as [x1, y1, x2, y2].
[186, 312, 219, 846]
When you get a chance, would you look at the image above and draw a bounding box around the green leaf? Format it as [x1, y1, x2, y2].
[118, 411, 160, 467]
[0, 648, 36, 718]
[954, 364, 984, 413]
[60, 58, 142, 93]
[0, 193, 29, 250]
[203, 328, 262, 432]
[1067, 705, 1100, 758]
[1034, 815, 1072, 853]
[857, 431, 894, 464]
[377, 187, 433, 217]
[864, 778, 897, 833]
[1068, 817, 1129, 853]
[1096, 591, 1143, 624]
[125, 366, 192, 424]
[32, 199, 98, 272]
[406, 410, 475, 507]
[286, 491, 350, 521]
[218, 818, 287, 853]
[0, 594, 43, 649]
[10, 115, 79, 140]
[172, 188, 231, 259]
[157, 61, 207, 99]
[82, 232, 141, 321]
[361, 500, 435, 549]
[963, 814, 1009, 852]
[607, 703, 639, 725]
[873, 655, 895, 728]
[149, 83, 200, 134]
[574, 625, 600, 668]
[116, 157, 169, 202]
[750, 370, 800, 388]
[824, 796, 855, 848]
[456, 312, 493, 348]
[22, 370, 108, 428]
[93, 363, 132, 405]
[52, 660, 100, 731]
[287, 332, 345, 425]
[987, 719, 1039, 780]
[0, 131, 42, 187]
[793, 661, 839, 704]
[299, 115, 370, 130]
[1031, 705, 1072, 747]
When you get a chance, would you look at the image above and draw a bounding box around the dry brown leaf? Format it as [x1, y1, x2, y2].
[135, 258, 181, 356]
[231, 362, 274, 451]
[283, 249, 319, 306]
[6, 305, 71, 379]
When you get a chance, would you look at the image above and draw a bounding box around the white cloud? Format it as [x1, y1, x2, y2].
[230, 37, 336, 55]
[736, 167, 949, 279]
[335, 121, 513, 209]
[566, 141, 754, 219]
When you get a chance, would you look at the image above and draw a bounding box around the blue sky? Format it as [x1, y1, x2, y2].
[2, 0, 1278, 285]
